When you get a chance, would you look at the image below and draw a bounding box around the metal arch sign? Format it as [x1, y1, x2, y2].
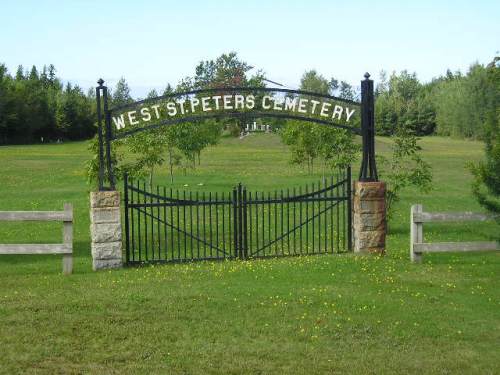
[107, 87, 362, 140]
[95, 74, 377, 191]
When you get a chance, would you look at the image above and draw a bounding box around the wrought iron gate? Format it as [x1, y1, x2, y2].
[124, 168, 352, 265]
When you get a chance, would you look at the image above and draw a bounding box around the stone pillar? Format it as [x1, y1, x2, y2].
[353, 181, 386, 254]
[90, 191, 122, 270]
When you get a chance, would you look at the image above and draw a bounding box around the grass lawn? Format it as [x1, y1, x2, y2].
[0, 135, 499, 374]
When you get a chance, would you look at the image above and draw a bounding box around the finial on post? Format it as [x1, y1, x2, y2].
[364, 72, 371, 80]
[97, 78, 104, 87]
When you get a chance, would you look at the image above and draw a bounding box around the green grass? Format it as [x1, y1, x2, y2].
[0, 135, 499, 374]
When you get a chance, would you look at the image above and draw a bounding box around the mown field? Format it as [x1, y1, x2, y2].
[0, 134, 499, 374]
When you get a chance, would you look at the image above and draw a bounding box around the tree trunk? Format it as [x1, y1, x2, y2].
[169, 148, 174, 183]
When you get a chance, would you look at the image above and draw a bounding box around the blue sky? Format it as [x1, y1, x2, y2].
[1, 0, 498, 98]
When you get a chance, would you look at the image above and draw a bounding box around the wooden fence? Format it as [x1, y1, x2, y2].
[410, 204, 499, 262]
[0, 203, 73, 274]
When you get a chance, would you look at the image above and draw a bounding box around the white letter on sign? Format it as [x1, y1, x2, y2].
[234, 95, 245, 109]
[140, 107, 151, 122]
[320, 102, 331, 117]
[298, 98, 308, 113]
[246, 95, 255, 109]
[166, 102, 177, 116]
[202, 97, 211, 111]
[213, 95, 222, 110]
[151, 105, 161, 119]
[223, 95, 233, 110]
[128, 111, 139, 125]
[345, 107, 355, 122]
[262, 96, 272, 109]
[113, 115, 126, 129]
[284, 97, 297, 111]
[310, 100, 320, 114]
[190, 98, 200, 113]
[332, 105, 343, 120]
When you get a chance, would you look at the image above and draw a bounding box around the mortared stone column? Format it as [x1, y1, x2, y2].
[353, 181, 386, 254]
[90, 191, 122, 270]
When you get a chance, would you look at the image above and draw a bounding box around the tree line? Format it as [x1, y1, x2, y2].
[0, 64, 95, 144]
[1, 57, 497, 145]
[375, 63, 498, 138]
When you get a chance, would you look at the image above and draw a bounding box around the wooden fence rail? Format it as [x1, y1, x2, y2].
[410, 204, 499, 263]
[0, 203, 73, 274]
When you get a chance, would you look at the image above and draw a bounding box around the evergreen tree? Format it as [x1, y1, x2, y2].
[29, 65, 39, 81]
[15, 65, 24, 81]
[471, 57, 500, 220]
[112, 77, 133, 106]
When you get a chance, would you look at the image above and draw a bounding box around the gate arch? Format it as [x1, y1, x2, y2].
[95, 73, 377, 190]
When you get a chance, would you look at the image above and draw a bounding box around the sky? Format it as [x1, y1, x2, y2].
[1, 0, 499, 98]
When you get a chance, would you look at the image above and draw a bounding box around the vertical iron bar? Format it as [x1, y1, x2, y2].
[257, 191, 267, 258]
[157, 185, 161, 260]
[330, 176, 334, 253]
[243, 186, 248, 259]
[274, 190, 277, 256]
[208, 192, 212, 258]
[183, 190, 187, 260]
[232, 187, 238, 259]
[137, 180, 141, 261]
[360, 73, 377, 181]
[293, 187, 296, 254]
[299, 186, 303, 255]
[237, 184, 243, 259]
[255, 192, 259, 255]
[163, 186, 167, 260]
[249, 191, 253, 253]
[280, 189, 284, 256]
[176, 189, 180, 261]
[95, 80, 105, 191]
[102, 86, 115, 190]
[336, 175, 340, 252]
[143, 182, 148, 261]
[150, 182, 154, 260]
[312, 183, 315, 253]
[196, 191, 200, 259]
[347, 166, 353, 251]
[305, 184, 309, 254]
[267, 191, 271, 256]
[190, 191, 194, 259]
[170, 188, 174, 261]
[324, 178, 327, 253]
[203, 191, 206, 259]
[215, 192, 219, 258]
[131, 178, 135, 262]
[222, 192, 225, 255]
[286, 188, 290, 255]
[124, 173, 130, 264]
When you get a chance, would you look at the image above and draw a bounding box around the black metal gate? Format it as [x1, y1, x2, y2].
[124, 168, 352, 265]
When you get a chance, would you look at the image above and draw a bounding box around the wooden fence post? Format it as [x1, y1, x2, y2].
[410, 204, 423, 263]
[62, 203, 73, 274]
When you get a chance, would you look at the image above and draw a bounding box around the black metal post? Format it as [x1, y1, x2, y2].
[359, 73, 378, 181]
[124, 173, 130, 263]
[347, 166, 353, 251]
[96, 79, 105, 191]
[102, 86, 116, 190]
[233, 186, 239, 259]
[237, 183, 244, 260]
[242, 186, 248, 259]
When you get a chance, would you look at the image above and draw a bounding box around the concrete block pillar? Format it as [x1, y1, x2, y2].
[353, 181, 386, 254]
[90, 191, 122, 270]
